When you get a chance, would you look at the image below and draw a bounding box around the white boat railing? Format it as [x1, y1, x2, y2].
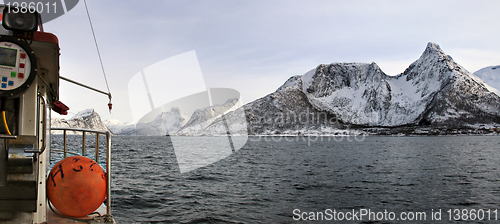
[50, 127, 112, 216]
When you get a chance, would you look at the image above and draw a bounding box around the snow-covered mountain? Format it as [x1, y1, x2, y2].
[206, 42, 499, 135]
[474, 65, 500, 96]
[297, 43, 499, 127]
[175, 98, 243, 136]
[53, 43, 500, 136]
[136, 107, 189, 136]
[104, 119, 136, 135]
[51, 109, 111, 134]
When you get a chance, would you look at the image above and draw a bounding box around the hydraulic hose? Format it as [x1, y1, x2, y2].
[2, 110, 11, 135]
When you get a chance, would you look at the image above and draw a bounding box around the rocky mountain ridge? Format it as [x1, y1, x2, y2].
[104, 119, 136, 135]
[136, 107, 189, 136]
[175, 98, 242, 136]
[51, 109, 111, 134]
[181, 42, 500, 136]
[51, 43, 500, 136]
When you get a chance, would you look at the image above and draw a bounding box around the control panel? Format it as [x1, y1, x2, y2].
[0, 35, 37, 97]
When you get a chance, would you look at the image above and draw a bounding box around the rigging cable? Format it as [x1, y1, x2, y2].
[83, 0, 113, 111]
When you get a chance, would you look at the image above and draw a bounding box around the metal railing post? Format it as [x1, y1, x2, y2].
[82, 131, 86, 156]
[95, 133, 99, 163]
[106, 131, 111, 216]
[50, 127, 112, 216]
[63, 130, 67, 158]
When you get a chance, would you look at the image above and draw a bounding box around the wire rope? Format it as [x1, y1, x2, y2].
[83, 0, 111, 100]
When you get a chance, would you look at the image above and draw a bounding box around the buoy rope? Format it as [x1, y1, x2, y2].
[83, 0, 112, 102]
[48, 201, 112, 223]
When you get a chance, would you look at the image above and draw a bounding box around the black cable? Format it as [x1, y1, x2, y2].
[1, 97, 5, 112]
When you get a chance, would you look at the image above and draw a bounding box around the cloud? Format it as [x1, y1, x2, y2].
[44, 0, 500, 123]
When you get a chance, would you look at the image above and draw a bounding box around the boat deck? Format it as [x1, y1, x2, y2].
[47, 203, 114, 223]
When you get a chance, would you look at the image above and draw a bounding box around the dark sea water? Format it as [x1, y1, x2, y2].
[50, 135, 500, 223]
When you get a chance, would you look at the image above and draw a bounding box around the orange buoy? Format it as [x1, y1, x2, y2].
[47, 156, 107, 217]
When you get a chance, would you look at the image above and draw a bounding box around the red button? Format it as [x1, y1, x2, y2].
[19, 63, 25, 68]
[20, 53, 26, 59]
[19, 73, 24, 78]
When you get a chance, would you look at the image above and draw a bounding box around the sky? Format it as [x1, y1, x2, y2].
[9, 0, 500, 123]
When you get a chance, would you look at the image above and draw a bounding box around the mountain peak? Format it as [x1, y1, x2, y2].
[71, 109, 95, 119]
[136, 107, 189, 136]
[402, 42, 460, 83]
[52, 109, 111, 134]
[419, 42, 448, 61]
[176, 42, 500, 136]
[426, 42, 442, 51]
[267, 42, 500, 128]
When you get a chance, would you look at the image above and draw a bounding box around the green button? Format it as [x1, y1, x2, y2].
[10, 72, 16, 77]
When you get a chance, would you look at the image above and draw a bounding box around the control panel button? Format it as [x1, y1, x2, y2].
[2, 77, 7, 82]
[8, 81, 14, 86]
[10, 72, 16, 77]
[18, 73, 24, 78]
[20, 53, 26, 59]
[1, 83, 6, 88]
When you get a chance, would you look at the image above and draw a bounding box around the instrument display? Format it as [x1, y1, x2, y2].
[0, 35, 37, 97]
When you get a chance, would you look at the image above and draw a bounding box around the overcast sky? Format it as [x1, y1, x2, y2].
[20, 0, 500, 123]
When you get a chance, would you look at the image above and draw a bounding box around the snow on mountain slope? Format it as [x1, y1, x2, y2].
[233, 42, 500, 135]
[300, 42, 500, 127]
[175, 98, 241, 135]
[71, 109, 95, 119]
[407, 45, 500, 125]
[303, 62, 394, 125]
[244, 82, 351, 135]
[104, 119, 136, 135]
[51, 109, 111, 134]
[135, 43, 500, 136]
[474, 65, 500, 96]
[136, 107, 188, 136]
